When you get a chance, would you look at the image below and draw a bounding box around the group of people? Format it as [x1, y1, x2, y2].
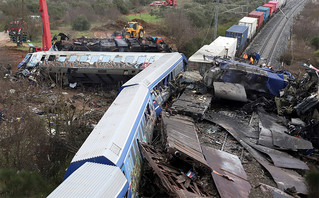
[243, 52, 260, 65]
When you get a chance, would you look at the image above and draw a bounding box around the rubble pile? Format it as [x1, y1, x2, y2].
[139, 59, 319, 197]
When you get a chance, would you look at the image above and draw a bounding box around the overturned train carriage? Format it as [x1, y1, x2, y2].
[47, 52, 187, 198]
[18, 51, 176, 85]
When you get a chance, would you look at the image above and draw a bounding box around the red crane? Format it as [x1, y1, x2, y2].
[39, 0, 52, 51]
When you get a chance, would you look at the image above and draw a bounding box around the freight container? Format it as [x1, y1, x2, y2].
[263, 4, 275, 16]
[248, 11, 264, 29]
[268, 1, 279, 12]
[256, 6, 270, 22]
[225, 25, 248, 52]
[274, 0, 286, 8]
[238, 17, 257, 40]
[188, 36, 237, 74]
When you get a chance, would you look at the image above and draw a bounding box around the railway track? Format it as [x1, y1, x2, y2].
[246, 0, 306, 66]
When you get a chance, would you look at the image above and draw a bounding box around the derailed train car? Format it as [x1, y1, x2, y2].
[47, 52, 187, 198]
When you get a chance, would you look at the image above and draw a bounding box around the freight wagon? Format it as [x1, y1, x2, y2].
[238, 17, 258, 40]
[225, 25, 249, 53]
[256, 6, 270, 22]
[263, 3, 276, 16]
[188, 36, 237, 75]
[248, 11, 264, 29]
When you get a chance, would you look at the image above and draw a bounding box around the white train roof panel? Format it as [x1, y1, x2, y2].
[48, 162, 128, 198]
[71, 84, 149, 165]
[123, 52, 183, 89]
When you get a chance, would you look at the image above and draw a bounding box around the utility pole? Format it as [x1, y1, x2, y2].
[246, 0, 249, 15]
[214, 0, 219, 40]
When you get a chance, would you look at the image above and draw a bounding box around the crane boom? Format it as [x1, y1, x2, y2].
[39, 0, 52, 51]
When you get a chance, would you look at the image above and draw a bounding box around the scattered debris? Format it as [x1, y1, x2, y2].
[202, 146, 251, 198]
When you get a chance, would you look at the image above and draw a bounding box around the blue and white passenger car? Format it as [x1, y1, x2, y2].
[48, 52, 187, 198]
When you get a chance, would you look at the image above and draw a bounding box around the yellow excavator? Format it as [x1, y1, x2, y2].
[122, 22, 145, 39]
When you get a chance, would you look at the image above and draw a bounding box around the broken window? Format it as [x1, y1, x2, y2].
[48, 55, 56, 61]
[68, 55, 77, 62]
[102, 56, 111, 63]
[133, 139, 139, 155]
[113, 56, 122, 63]
[79, 55, 88, 62]
[58, 55, 67, 62]
[125, 56, 134, 64]
[41, 55, 46, 62]
[149, 56, 155, 63]
[137, 56, 146, 64]
[90, 55, 99, 63]
[138, 126, 143, 141]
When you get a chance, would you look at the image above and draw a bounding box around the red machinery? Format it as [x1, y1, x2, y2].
[165, 0, 176, 6]
[39, 0, 52, 51]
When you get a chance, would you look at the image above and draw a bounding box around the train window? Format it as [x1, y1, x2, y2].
[138, 126, 143, 141]
[90, 55, 99, 63]
[130, 149, 136, 164]
[41, 55, 46, 62]
[125, 56, 134, 64]
[48, 55, 56, 61]
[58, 55, 67, 62]
[69, 55, 77, 62]
[133, 139, 139, 155]
[137, 56, 146, 64]
[102, 56, 111, 62]
[149, 56, 155, 63]
[142, 113, 146, 126]
[128, 154, 133, 169]
[80, 55, 88, 62]
[113, 56, 122, 63]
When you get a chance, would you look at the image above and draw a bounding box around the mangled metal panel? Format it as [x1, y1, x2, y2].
[162, 114, 209, 167]
[213, 82, 247, 102]
[202, 146, 251, 198]
[203, 57, 293, 97]
[294, 94, 319, 116]
[248, 143, 309, 170]
[139, 142, 211, 197]
[258, 110, 313, 150]
[258, 183, 294, 198]
[204, 113, 308, 194]
[171, 90, 212, 120]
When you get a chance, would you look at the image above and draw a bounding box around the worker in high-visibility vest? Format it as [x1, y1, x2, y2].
[249, 57, 254, 64]
[243, 53, 248, 62]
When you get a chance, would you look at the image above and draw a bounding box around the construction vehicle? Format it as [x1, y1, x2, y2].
[39, 0, 52, 51]
[149, 0, 176, 6]
[123, 22, 145, 39]
[165, 0, 177, 6]
[8, 19, 28, 46]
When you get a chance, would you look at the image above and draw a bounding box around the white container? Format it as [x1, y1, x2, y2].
[188, 36, 237, 75]
[238, 17, 257, 39]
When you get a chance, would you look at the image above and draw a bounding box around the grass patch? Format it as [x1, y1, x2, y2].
[125, 13, 163, 24]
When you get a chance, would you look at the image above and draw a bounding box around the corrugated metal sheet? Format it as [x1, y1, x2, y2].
[163, 114, 209, 166]
[48, 162, 128, 198]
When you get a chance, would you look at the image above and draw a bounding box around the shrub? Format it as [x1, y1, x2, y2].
[72, 15, 91, 31]
[310, 36, 319, 49]
[315, 50, 319, 57]
[279, 52, 293, 65]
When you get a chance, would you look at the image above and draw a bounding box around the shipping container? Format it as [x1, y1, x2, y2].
[263, 4, 275, 16]
[274, 0, 286, 8]
[268, 1, 279, 12]
[225, 25, 248, 52]
[248, 11, 264, 29]
[238, 17, 257, 40]
[188, 36, 237, 74]
[256, 6, 270, 22]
